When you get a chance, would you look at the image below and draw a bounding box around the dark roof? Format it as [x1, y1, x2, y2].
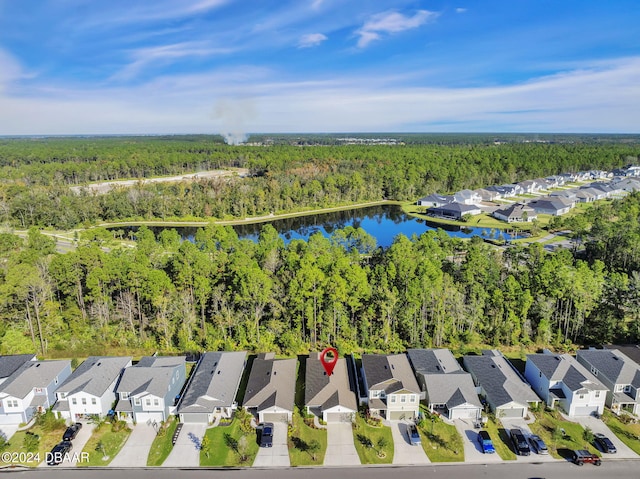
[529, 198, 570, 211]
[577, 349, 640, 388]
[407, 349, 463, 375]
[423, 374, 482, 409]
[362, 354, 420, 394]
[527, 353, 607, 392]
[243, 355, 296, 412]
[304, 355, 357, 412]
[604, 345, 640, 366]
[177, 351, 246, 414]
[56, 356, 131, 397]
[493, 203, 535, 220]
[0, 354, 36, 379]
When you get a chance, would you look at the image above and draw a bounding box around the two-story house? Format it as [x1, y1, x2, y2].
[53, 356, 132, 421]
[0, 355, 36, 386]
[525, 352, 607, 417]
[243, 353, 296, 423]
[361, 354, 421, 421]
[0, 360, 71, 425]
[305, 353, 357, 423]
[576, 349, 640, 416]
[115, 356, 186, 424]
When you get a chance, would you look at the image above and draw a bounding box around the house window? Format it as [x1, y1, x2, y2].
[11, 400, 18, 408]
[371, 391, 380, 398]
[624, 385, 631, 393]
[72, 398, 77, 405]
[146, 399, 151, 406]
[380, 392, 386, 399]
[55, 377, 58, 384]
[591, 366, 598, 376]
[401, 396, 406, 403]
[616, 385, 624, 392]
[390, 396, 396, 403]
[410, 395, 416, 402]
[91, 398, 96, 405]
[154, 399, 159, 406]
[121, 392, 129, 400]
[579, 394, 585, 399]
[595, 391, 600, 398]
[82, 398, 87, 405]
[134, 398, 141, 406]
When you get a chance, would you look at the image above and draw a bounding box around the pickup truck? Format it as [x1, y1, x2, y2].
[571, 449, 601, 466]
[477, 430, 495, 454]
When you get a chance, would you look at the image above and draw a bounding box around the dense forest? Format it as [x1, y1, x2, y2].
[0, 136, 638, 229]
[2, 191, 640, 357]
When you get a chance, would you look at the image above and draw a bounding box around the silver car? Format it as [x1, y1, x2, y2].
[528, 434, 549, 455]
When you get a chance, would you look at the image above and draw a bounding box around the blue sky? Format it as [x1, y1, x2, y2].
[0, 0, 639, 135]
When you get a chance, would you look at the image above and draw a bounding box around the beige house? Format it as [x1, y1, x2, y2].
[243, 353, 296, 423]
[305, 353, 357, 423]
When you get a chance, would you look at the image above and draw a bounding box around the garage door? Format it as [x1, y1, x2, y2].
[389, 410, 413, 421]
[450, 408, 480, 420]
[573, 406, 598, 416]
[261, 412, 289, 423]
[325, 412, 353, 423]
[181, 412, 209, 424]
[498, 407, 525, 418]
[0, 414, 21, 425]
[136, 411, 164, 424]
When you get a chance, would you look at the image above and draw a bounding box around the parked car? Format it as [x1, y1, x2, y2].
[47, 441, 73, 466]
[594, 432, 617, 453]
[571, 449, 601, 466]
[528, 434, 549, 455]
[259, 422, 274, 448]
[62, 422, 82, 441]
[509, 428, 530, 456]
[407, 424, 421, 445]
[477, 430, 495, 454]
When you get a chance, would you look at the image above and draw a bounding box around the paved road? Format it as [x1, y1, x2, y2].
[323, 422, 360, 466]
[388, 421, 430, 465]
[253, 422, 290, 467]
[109, 423, 157, 467]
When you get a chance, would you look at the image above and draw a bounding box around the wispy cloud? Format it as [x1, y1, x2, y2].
[456, 8, 467, 14]
[298, 33, 328, 48]
[356, 10, 438, 48]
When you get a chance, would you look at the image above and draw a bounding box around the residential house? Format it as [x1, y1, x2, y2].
[243, 353, 296, 423]
[177, 351, 246, 424]
[576, 349, 640, 417]
[0, 355, 36, 385]
[517, 180, 541, 194]
[529, 198, 573, 216]
[407, 349, 482, 420]
[612, 177, 640, 193]
[612, 165, 640, 177]
[475, 188, 502, 202]
[361, 353, 421, 420]
[453, 189, 482, 205]
[492, 203, 537, 223]
[417, 194, 454, 208]
[428, 202, 482, 220]
[463, 350, 540, 418]
[545, 176, 564, 188]
[575, 188, 597, 203]
[524, 352, 607, 417]
[53, 356, 132, 421]
[0, 360, 71, 425]
[588, 182, 616, 198]
[115, 356, 186, 423]
[305, 353, 357, 423]
[487, 184, 521, 198]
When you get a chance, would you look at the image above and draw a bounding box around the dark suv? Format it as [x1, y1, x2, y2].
[259, 422, 274, 448]
[62, 422, 82, 441]
[572, 449, 601, 466]
[510, 428, 530, 456]
[594, 433, 617, 453]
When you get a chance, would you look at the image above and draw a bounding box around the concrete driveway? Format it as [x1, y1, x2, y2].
[162, 424, 207, 467]
[253, 422, 290, 467]
[388, 421, 430, 465]
[39, 422, 95, 468]
[500, 418, 557, 463]
[324, 422, 360, 466]
[0, 425, 19, 441]
[563, 415, 639, 459]
[454, 419, 503, 463]
[109, 423, 157, 467]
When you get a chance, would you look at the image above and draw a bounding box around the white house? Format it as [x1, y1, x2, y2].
[525, 352, 607, 417]
[53, 356, 132, 421]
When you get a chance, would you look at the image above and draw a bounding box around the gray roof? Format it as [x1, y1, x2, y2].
[407, 349, 463, 375]
[56, 356, 131, 397]
[304, 354, 357, 412]
[0, 360, 70, 399]
[527, 353, 607, 392]
[577, 349, 640, 388]
[430, 202, 480, 215]
[177, 351, 246, 414]
[115, 356, 185, 398]
[242, 355, 296, 413]
[493, 203, 536, 220]
[0, 354, 36, 379]
[529, 198, 571, 212]
[604, 345, 640, 366]
[362, 354, 420, 394]
[423, 373, 482, 409]
[463, 353, 539, 407]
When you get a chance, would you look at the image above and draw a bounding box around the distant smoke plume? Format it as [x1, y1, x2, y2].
[213, 98, 255, 145]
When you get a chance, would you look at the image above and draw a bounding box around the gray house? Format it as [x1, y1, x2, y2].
[529, 198, 573, 216]
[305, 353, 357, 423]
[492, 203, 537, 223]
[417, 194, 454, 208]
[428, 202, 482, 220]
[0, 355, 36, 385]
[576, 349, 640, 417]
[177, 351, 246, 424]
[463, 350, 540, 418]
[115, 356, 186, 423]
[243, 353, 296, 423]
[0, 360, 71, 425]
[407, 349, 482, 420]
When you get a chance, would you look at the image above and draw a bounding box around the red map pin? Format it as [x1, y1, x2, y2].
[320, 347, 338, 376]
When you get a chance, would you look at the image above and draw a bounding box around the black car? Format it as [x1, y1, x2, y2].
[62, 422, 83, 441]
[47, 441, 73, 466]
[260, 422, 274, 448]
[509, 428, 530, 456]
[594, 432, 617, 453]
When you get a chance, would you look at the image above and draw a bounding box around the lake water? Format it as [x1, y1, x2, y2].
[144, 205, 513, 248]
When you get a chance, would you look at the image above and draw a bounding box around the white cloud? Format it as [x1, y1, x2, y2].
[456, 8, 467, 14]
[311, 0, 324, 9]
[298, 33, 328, 48]
[356, 10, 438, 48]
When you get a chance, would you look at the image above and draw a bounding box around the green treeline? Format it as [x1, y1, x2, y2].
[0, 136, 638, 229]
[3, 193, 640, 357]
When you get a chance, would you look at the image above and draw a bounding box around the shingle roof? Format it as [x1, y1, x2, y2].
[0, 360, 70, 399]
[115, 356, 185, 398]
[362, 354, 420, 394]
[407, 349, 463, 375]
[177, 351, 246, 414]
[422, 374, 482, 409]
[0, 354, 36, 379]
[604, 345, 640, 367]
[493, 203, 536, 220]
[577, 349, 640, 388]
[527, 353, 607, 392]
[243, 355, 296, 413]
[56, 356, 131, 397]
[304, 355, 357, 412]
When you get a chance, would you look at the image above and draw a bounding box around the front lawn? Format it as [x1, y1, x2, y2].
[288, 410, 327, 466]
[529, 409, 601, 460]
[417, 415, 464, 462]
[484, 417, 516, 460]
[0, 411, 66, 467]
[352, 413, 393, 464]
[146, 417, 178, 466]
[78, 420, 131, 466]
[199, 418, 258, 466]
[601, 410, 640, 455]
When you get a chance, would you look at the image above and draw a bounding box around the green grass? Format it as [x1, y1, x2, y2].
[417, 415, 464, 462]
[288, 410, 328, 466]
[146, 417, 178, 466]
[78, 421, 132, 466]
[199, 419, 258, 467]
[1, 423, 66, 467]
[528, 409, 601, 460]
[352, 413, 393, 464]
[484, 417, 517, 460]
[601, 409, 640, 455]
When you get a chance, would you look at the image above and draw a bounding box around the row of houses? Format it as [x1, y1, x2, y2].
[1, 346, 639, 427]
